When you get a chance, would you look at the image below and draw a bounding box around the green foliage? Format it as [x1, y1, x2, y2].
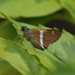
[0, 0, 75, 75]
[60, 0, 75, 19]
[0, 0, 61, 17]
[0, 16, 75, 75]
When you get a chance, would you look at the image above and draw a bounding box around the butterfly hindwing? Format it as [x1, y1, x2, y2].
[43, 30, 61, 48]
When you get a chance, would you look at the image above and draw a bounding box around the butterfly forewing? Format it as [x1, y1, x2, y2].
[28, 29, 44, 49]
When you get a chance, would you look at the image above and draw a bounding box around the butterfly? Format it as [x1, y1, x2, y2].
[21, 26, 61, 50]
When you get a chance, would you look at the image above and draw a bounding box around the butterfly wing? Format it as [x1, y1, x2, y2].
[43, 30, 61, 48]
[28, 29, 61, 49]
[28, 29, 45, 49]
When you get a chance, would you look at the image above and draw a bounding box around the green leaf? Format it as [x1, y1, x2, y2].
[0, 37, 32, 75]
[0, 59, 21, 75]
[0, 0, 61, 17]
[0, 37, 53, 75]
[60, 0, 75, 20]
[0, 20, 17, 40]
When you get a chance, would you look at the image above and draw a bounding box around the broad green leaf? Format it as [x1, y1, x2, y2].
[0, 0, 61, 17]
[60, 0, 75, 20]
[0, 59, 21, 75]
[0, 37, 31, 75]
[0, 37, 53, 75]
[0, 20, 17, 40]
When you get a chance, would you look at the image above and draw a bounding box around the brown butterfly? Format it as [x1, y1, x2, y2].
[21, 26, 61, 50]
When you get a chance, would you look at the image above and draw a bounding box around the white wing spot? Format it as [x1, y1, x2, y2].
[52, 31, 55, 35]
[40, 30, 44, 49]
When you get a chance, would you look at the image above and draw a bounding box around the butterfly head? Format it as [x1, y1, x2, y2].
[21, 26, 30, 32]
[21, 26, 31, 41]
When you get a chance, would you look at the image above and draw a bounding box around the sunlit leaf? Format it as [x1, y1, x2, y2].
[0, 0, 61, 17]
[60, 0, 75, 20]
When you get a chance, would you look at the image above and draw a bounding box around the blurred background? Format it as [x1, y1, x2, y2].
[0, 0, 75, 40]
[0, 0, 75, 75]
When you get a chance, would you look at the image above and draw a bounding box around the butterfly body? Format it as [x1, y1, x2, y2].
[21, 26, 61, 50]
